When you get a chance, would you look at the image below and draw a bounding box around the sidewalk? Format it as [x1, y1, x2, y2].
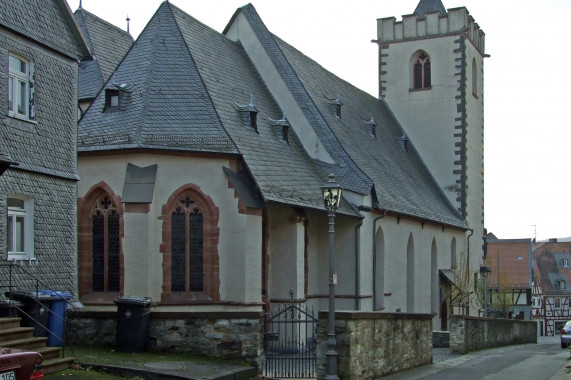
[46, 345, 258, 379]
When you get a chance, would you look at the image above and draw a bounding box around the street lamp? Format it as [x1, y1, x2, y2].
[480, 266, 491, 317]
[321, 173, 342, 380]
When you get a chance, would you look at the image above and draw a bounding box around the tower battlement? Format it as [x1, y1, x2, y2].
[377, 7, 485, 56]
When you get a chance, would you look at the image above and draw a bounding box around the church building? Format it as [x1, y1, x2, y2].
[73, 0, 486, 354]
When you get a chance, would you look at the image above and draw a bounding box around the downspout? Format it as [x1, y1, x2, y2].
[355, 218, 363, 310]
[372, 210, 387, 310]
[466, 228, 474, 314]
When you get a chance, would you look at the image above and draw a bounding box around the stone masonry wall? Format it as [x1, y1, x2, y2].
[67, 310, 264, 364]
[316, 311, 433, 379]
[450, 315, 537, 354]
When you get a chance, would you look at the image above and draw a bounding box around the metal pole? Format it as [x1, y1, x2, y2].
[326, 211, 339, 380]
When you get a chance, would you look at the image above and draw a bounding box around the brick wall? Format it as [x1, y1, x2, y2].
[450, 315, 537, 354]
[316, 311, 433, 379]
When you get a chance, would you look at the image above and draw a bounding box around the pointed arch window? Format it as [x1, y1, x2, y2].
[171, 196, 204, 293]
[413, 51, 431, 90]
[90, 195, 120, 292]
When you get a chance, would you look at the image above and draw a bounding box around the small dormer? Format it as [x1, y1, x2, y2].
[397, 133, 409, 153]
[104, 80, 132, 111]
[233, 94, 259, 133]
[558, 279, 567, 290]
[269, 113, 290, 144]
[325, 95, 343, 119]
[364, 116, 377, 138]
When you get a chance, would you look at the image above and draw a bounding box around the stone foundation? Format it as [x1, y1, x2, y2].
[67, 309, 264, 364]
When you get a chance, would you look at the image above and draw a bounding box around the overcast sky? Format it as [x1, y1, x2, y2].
[67, 0, 571, 241]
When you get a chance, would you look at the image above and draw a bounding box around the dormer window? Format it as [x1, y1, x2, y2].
[269, 113, 290, 144]
[559, 279, 566, 290]
[249, 110, 257, 131]
[106, 89, 120, 108]
[325, 95, 343, 119]
[104, 83, 132, 111]
[397, 133, 409, 153]
[365, 116, 377, 137]
[563, 259, 569, 268]
[233, 95, 258, 133]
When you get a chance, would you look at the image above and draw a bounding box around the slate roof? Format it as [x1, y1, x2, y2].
[78, 1, 468, 225]
[234, 4, 466, 227]
[0, 0, 90, 59]
[485, 239, 532, 288]
[74, 7, 134, 100]
[533, 242, 571, 295]
[414, 0, 447, 17]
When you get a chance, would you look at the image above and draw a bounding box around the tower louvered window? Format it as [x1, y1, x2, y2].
[91, 196, 120, 292]
[413, 52, 431, 90]
[171, 196, 204, 292]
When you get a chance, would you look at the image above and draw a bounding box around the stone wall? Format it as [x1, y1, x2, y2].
[67, 310, 264, 364]
[316, 311, 433, 379]
[450, 315, 537, 354]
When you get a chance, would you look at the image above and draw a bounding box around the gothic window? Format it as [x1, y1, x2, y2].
[171, 196, 204, 293]
[413, 51, 431, 90]
[90, 195, 120, 292]
[161, 185, 220, 302]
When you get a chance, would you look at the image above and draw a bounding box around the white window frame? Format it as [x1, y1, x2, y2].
[8, 53, 33, 121]
[6, 196, 34, 260]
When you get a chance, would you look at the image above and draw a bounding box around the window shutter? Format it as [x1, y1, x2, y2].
[28, 62, 35, 120]
[414, 62, 423, 89]
[424, 61, 431, 88]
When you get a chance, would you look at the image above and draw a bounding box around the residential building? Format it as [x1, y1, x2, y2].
[484, 238, 533, 319]
[0, 0, 89, 292]
[533, 240, 571, 336]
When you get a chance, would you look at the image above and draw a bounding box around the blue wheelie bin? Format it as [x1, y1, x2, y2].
[38, 290, 74, 347]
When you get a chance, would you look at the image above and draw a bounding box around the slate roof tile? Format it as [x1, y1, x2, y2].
[0, 0, 89, 59]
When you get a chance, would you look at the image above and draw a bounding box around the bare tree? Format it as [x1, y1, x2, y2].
[441, 252, 473, 315]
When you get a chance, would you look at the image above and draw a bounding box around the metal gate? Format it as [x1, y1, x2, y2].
[264, 290, 318, 378]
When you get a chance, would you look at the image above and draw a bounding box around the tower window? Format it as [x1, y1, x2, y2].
[412, 51, 431, 90]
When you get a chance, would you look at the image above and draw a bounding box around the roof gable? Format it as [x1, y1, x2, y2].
[533, 242, 571, 294]
[0, 0, 89, 59]
[485, 239, 532, 288]
[74, 7, 134, 100]
[78, 2, 237, 155]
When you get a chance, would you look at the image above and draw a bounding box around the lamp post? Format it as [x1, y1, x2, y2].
[321, 173, 342, 380]
[480, 266, 491, 317]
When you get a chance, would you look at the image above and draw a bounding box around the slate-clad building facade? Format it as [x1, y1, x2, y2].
[75, 0, 485, 340]
[0, 0, 89, 291]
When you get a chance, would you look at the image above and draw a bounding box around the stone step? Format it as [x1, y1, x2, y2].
[0, 318, 22, 331]
[33, 346, 62, 361]
[0, 336, 48, 350]
[42, 357, 74, 375]
[0, 326, 34, 342]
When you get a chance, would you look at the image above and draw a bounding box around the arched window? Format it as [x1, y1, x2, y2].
[77, 183, 124, 302]
[90, 195, 120, 292]
[161, 184, 220, 302]
[407, 233, 415, 312]
[413, 51, 431, 90]
[171, 196, 204, 292]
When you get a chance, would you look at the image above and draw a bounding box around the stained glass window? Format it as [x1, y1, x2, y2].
[90, 196, 120, 292]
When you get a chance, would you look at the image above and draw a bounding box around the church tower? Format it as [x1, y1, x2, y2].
[376, 0, 486, 265]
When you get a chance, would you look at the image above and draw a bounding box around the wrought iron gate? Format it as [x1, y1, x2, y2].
[264, 290, 318, 378]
